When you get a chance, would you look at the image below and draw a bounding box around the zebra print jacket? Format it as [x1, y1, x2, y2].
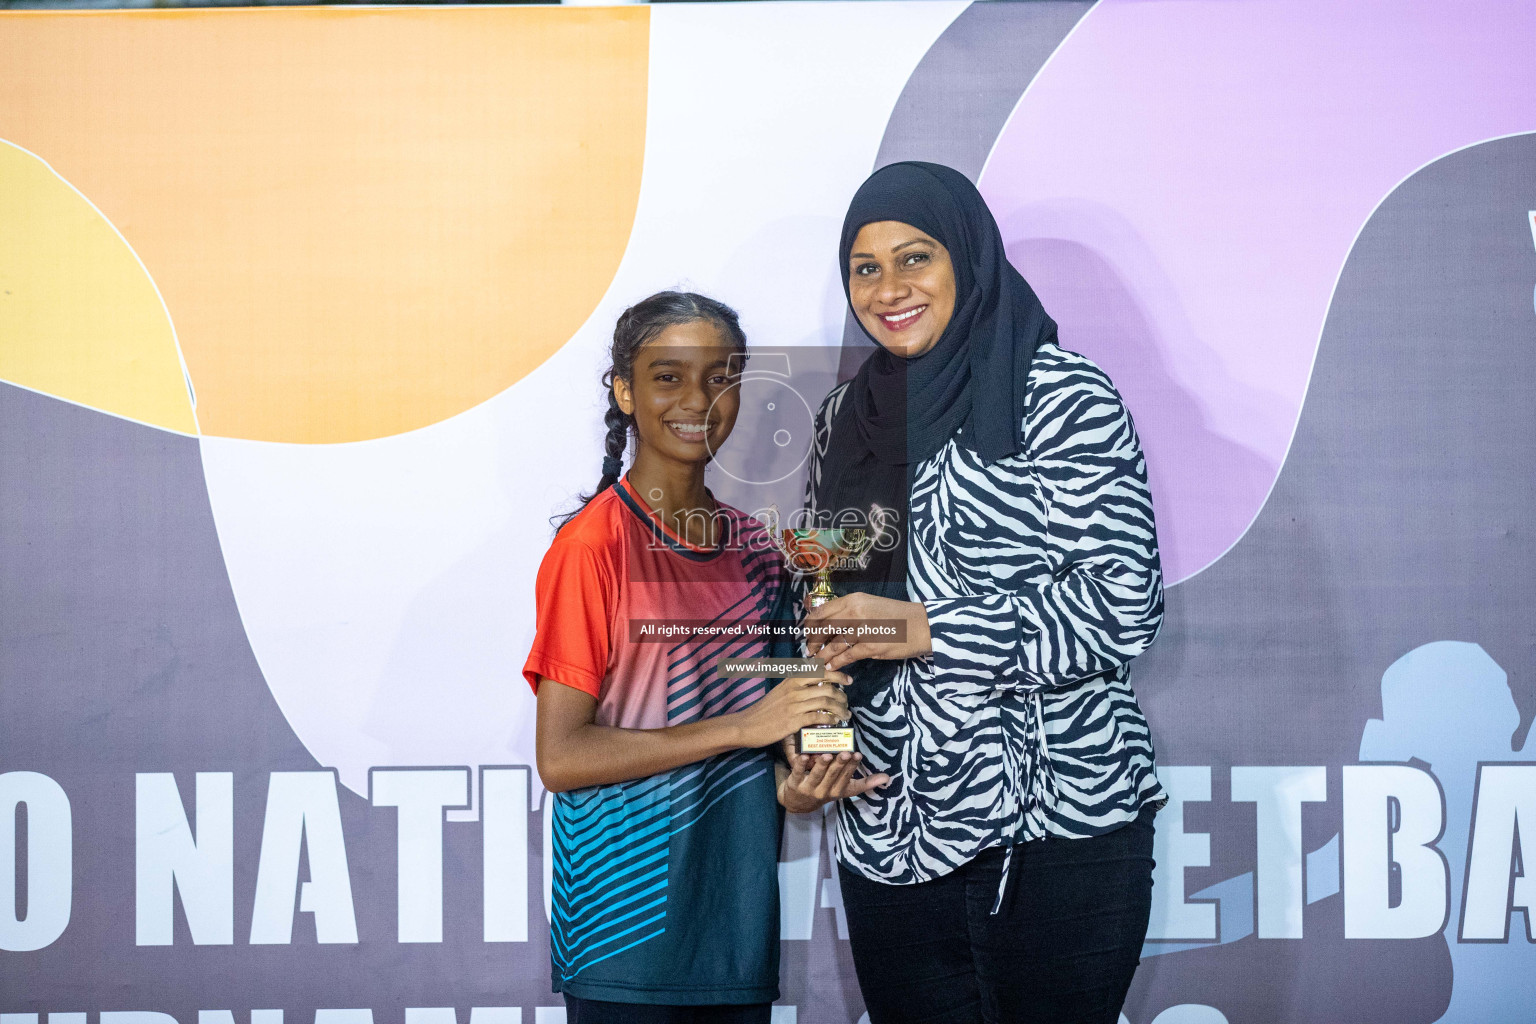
[808, 340, 1167, 886]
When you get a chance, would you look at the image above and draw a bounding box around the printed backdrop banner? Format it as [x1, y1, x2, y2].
[2, 2, 1535, 1022]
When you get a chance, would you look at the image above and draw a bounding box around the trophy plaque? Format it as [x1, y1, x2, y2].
[764, 514, 875, 754]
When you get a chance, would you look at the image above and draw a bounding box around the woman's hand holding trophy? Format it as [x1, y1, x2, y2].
[803, 591, 933, 672]
[775, 743, 888, 814]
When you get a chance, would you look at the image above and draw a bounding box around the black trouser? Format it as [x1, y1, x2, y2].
[838, 806, 1157, 1024]
[562, 996, 770, 1024]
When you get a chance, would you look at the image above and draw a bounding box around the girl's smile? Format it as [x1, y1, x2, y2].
[665, 419, 715, 444]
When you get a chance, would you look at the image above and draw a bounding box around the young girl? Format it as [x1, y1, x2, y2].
[523, 292, 882, 1024]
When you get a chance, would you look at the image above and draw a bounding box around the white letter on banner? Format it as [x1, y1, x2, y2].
[102, 1013, 179, 1024]
[136, 772, 234, 945]
[0, 771, 72, 951]
[1343, 764, 1448, 938]
[482, 768, 530, 942]
[371, 768, 468, 943]
[778, 804, 825, 940]
[199, 1012, 282, 1024]
[1230, 766, 1327, 939]
[1146, 766, 1216, 941]
[1459, 764, 1536, 941]
[406, 1010, 520, 1024]
[250, 772, 358, 944]
[314, 1013, 371, 1024]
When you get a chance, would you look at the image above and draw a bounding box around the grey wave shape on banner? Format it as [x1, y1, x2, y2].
[1120, 133, 1536, 1024]
[0, 386, 557, 1013]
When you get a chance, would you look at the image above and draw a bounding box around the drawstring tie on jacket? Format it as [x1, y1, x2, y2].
[990, 837, 1016, 915]
[991, 829, 1031, 916]
[990, 691, 1050, 915]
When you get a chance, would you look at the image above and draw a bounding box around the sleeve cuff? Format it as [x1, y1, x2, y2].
[923, 595, 1029, 685]
[522, 655, 604, 699]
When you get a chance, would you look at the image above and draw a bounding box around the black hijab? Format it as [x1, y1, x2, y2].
[815, 161, 1058, 598]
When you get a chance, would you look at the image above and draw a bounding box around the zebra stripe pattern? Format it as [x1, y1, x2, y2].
[808, 341, 1167, 886]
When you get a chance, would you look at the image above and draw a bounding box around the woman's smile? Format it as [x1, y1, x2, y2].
[876, 304, 928, 331]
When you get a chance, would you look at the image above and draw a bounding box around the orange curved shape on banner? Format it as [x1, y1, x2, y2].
[0, 8, 648, 443]
[0, 141, 196, 435]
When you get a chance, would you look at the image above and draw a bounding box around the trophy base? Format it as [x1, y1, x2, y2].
[797, 725, 855, 755]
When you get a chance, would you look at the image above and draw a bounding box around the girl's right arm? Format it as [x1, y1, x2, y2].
[535, 672, 849, 793]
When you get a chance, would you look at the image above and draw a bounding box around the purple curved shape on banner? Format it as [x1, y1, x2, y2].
[978, 0, 1536, 584]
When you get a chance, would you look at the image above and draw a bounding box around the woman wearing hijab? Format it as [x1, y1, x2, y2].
[802, 162, 1166, 1024]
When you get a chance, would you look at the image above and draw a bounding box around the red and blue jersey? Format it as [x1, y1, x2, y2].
[523, 476, 787, 1005]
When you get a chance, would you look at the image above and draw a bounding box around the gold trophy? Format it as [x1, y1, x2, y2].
[764, 510, 876, 754]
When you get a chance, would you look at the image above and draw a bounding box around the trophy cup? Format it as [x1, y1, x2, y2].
[764, 510, 877, 754]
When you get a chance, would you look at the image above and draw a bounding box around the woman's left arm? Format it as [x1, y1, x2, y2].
[809, 361, 1162, 690]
